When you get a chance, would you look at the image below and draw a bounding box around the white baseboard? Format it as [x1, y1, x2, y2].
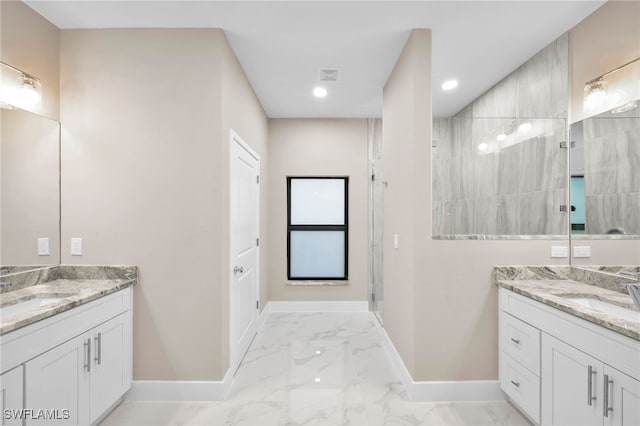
[257, 302, 271, 332]
[266, 300, 369, 312]
[126, 368, 234, 401]
[377, 319, 415, 399]
[411, 380, 504, 402]
[377, 322, 504, 402]
[127, 305, 503, 403]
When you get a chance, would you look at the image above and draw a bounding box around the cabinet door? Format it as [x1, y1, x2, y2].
[1, 366, 23, 426]
[604, 366, 640, 426]
[542, 333, 603, 426]
[89, 313, 131, 423]
[25, 334, 90, 425]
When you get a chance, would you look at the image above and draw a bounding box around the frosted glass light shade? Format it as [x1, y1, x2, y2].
[289, 231, 345, 278]
[290, 179, 345, 225]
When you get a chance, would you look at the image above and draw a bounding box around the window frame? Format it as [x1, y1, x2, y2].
[286, 176, 349, 281]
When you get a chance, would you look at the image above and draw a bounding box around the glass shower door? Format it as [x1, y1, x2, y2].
[368, 118, 384, 323]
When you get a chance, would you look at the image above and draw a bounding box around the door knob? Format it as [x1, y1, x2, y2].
[233, 266, 244, 274]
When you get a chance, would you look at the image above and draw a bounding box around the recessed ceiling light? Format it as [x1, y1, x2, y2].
[313, 87, 328, 98]
[496, 134, 507, 141]
[441, 80, 458, 91]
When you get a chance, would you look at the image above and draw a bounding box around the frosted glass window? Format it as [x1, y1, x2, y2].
[290, 179, 345, 225]
[287, 177, 348, 280]
[289, 231, 345, 278]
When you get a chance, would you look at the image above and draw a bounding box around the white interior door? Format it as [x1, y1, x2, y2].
[229, 130, 260, 376]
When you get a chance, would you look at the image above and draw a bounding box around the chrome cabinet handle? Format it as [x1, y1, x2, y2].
[510, 338, 520, 345]
[603, 374, 613, 417]
[233, 266, 244, 274]
[510, 380, 520, 388]
[84, 339, 91, 372]
[94, 333, 102, 365]
[587, 365, 596, 406]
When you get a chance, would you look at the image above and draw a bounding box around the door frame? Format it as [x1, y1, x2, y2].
[228, 128, 261, 376]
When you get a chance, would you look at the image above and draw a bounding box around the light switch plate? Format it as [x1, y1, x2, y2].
[573, 245, 591, 258]
[37, 238, 50, 256]
[393, 234, 399, 249]
[71, 237, 83, 256]
[550, 246, 568, 258]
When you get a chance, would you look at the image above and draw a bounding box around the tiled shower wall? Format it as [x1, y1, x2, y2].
[582, 110, 640, 234]
[432, 34, 569, 236]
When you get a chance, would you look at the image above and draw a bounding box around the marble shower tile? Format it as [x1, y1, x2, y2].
[432, 201, 448, 235]
[454, 118, 475, 201]
[622, 192, 640, 235]
[447, 199, 475, 235]
[516, 33, 568, 119]
[497, 144, 521, 196]
[585, 194, 623, 234]
[432, 118, 453, 202]
[495, 195, 520, 235]
[473, 197, 499, 235]
[472, 73, 519, 119]
[518, 190, 566, 235]
[473, 153, 499, 200]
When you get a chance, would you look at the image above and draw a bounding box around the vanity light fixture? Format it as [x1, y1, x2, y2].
[584, 79, 607, 112]
[313, 86, 328, 98]
[477, 142, 489, 152]
[441, 79, 458, 91]
[0, 61, 42, 110]
[496, 134, 507, 142]
[518, 122, 532, 133]
[20, 77, 40, 106]
[584, 57, 640, 113]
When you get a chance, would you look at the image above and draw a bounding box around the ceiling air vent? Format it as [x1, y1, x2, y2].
[318, 68, 341, 82]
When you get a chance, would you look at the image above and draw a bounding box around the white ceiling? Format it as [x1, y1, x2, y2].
[25, 0, 605, 118]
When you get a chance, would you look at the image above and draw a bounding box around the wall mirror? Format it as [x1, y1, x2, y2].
[1, 107, 60, 275]
[570, 100, 639, 238]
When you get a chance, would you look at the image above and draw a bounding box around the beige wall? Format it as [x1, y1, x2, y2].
[60, 28, 267, 381]
[569, 0, 640, 123]
[381, 29, 431, 375]
[267, 118, 368, 302]
[0, 0, 59, 120]
[382, 29, 578, 381]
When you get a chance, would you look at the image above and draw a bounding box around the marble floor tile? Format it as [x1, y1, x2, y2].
[101, 312, 531, 426]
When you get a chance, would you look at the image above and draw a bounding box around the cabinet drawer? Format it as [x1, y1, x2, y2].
[501, 312, 540, 376]
[501, 352, 541, 424]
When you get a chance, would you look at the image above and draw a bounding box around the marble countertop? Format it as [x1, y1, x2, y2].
[0, 276, 135, 335]
[497, 279, 639, 341]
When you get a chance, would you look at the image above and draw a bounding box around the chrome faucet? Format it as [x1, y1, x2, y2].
[619, 272, 640, 310]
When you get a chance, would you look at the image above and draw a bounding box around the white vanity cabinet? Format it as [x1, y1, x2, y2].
[604, 365, 640, 426]
[541, 334, 603, 426]
[88, 312, 131, 423]
[1, 288, 132, 426]
[541, 334, 640, 426]
[1, 366, 23, 426]
[499, 288, 640, 426]
[25, 333, 89, 425]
